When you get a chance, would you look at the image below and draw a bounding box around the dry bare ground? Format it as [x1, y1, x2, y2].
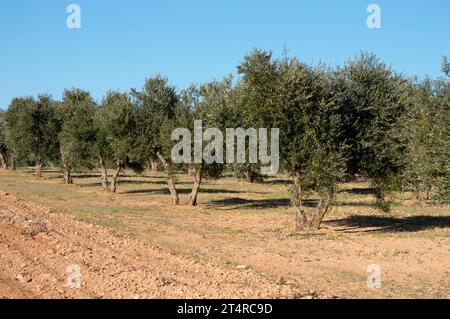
[0, 192, 308, 299]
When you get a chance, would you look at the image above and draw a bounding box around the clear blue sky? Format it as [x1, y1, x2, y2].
[1, 0, 449, 108]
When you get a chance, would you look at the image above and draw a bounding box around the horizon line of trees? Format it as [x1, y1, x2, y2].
[0, 51, 449, 231]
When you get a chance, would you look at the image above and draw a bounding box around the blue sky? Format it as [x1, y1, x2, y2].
[1, 0, 449, 108]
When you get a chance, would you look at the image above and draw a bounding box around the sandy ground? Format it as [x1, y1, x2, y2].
[0, 192, 312, 299]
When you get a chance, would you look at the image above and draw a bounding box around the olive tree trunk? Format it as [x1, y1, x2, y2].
[99, 156, 111, 191]
[291, 174, 332, 232]
[34, 159, 43, 177]
[167, 177, 179, 205]
[63, 168, 73, 184]
[110, 162, 123, 193]
[374, 185, 390, 212]
[157, 151, 179, 205]
[188, 164, 204, 206]
[309, 197, 331, 230]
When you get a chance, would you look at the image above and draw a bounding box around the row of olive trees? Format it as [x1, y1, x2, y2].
[0, 51, 448, 231]
[0, 77, 228, 205]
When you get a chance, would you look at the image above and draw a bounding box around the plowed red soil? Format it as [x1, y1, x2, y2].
[0, 192, 309, 299]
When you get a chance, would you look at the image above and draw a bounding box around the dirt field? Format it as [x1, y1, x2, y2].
[0, 191, 305, 298]
[0, 169, 449, 299]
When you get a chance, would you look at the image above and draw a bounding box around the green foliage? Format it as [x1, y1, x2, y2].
[339, 53, 408, 209]
[0, 110, 6, 147]
[58, 89, 97, 173]
[165, 78, 234, 177]
[231, 49, 280, 182]
[234, 50, 348, 230]
[95, 91, 142, 171]
[401, 78, 450, 203]
[195, 78, 234, 179]
[0, 110, 8, 164]
[2, 49, 447, 212]
[4, 97, 35, 161]
[276, 56, 347, 197]
[5, 95, 61, 166]
[132, 75, 179, 168]
[235, 50, 346, 195]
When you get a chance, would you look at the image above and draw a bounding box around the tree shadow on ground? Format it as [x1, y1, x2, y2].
[37, 173, 167, 181]
[76, 180, 191, 188]
[207, 197, 318, 210]
[120, 188, 247, 195]
[73, 174, 166, 180]
[339, 187, 374, 195]
[77, 182, 104, 188]
[117, 180, 191, 186]
[119, 188, 163, 195]
[326, 215, 450, 233]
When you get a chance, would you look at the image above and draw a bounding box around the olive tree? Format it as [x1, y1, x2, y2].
[152, 78, 232, 206]
[94, 91, 142, 193]
[277, 57, 346, 231]
[133, 76, 180, 204]
[236, 50, 346, 231]
[5, 95, 61, 176]
[178, 79, 232, 206]
[58, 89, 97, 184]
[401, 77, 449, 203]
[3, 98, 33, 170]
[231, 50, 279, 183]
[340, 53, 408, 211]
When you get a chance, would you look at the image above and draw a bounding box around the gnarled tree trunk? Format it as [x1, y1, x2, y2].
[110, 161, 123, 193]
[291, 174, 308, 230]
[167, 177, 179, 205]
[157, 151, 179, 205]
[99, 156, 110, 191]
[34, 159, 43, 177]
[188, 164, 204, 206]
[309, 197, 331, 230]
[63, 168, 73, 184]
[291, 174, 332, 232]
